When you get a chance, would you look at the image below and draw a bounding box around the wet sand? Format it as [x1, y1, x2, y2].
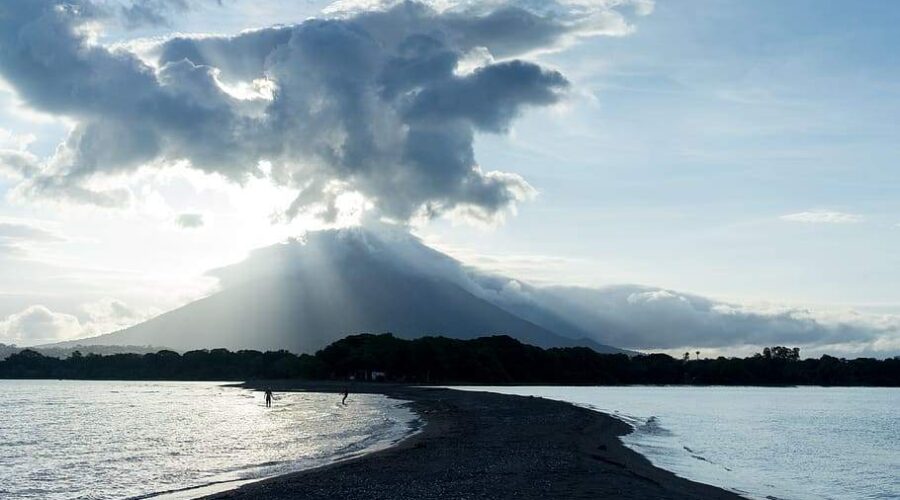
[204, 382, 743, 499]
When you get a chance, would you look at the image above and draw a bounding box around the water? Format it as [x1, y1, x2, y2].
[454, 386, 899, 500]
[0, 380, 418, 500]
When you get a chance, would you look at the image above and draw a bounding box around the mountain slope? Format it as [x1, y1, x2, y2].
[70, 228, 623, 353]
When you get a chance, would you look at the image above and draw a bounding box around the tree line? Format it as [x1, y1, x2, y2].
[0, 334, 897, 386]
[0, 343, 160, 360]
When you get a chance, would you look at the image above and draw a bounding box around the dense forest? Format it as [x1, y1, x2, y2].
[1, 334, 897, 386]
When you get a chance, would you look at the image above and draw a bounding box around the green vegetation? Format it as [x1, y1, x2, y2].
[1, 334, 897, 386]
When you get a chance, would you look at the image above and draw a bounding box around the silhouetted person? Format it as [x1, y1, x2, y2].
[342, 388, 349, 405]
[265, 389, 273, 408]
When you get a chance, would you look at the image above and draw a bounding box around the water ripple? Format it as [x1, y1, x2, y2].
[0, 380, 417, 500]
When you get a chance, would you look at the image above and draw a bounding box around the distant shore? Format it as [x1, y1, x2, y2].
[203, 382, 742, 500]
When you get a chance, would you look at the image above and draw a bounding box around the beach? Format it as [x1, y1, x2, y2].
[206, 382, 742, 500]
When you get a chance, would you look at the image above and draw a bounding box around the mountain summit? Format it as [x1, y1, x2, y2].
[69, 227, 624, 354]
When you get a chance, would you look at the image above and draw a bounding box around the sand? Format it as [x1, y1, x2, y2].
[203, 382, 743, 499]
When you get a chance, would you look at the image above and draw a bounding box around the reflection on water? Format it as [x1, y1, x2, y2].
[454, 385, 899, 500]
[0, 380, 417, 500]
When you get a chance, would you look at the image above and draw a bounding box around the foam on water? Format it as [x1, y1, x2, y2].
[453, 386, 899, 500]
[0, 380, 418, 500]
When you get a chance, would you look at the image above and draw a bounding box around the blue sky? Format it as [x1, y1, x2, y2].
[427, 0, 900, 308]
[0, 0, 898, 354]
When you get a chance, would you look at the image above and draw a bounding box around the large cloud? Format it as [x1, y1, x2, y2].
[477, 281, 900, 357]
[0, 305, 83, 344]
[0, 299, 151, 346]
[0, 0, 642, 223]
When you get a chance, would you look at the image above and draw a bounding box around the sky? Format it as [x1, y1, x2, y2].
[0, 0, 898, 356]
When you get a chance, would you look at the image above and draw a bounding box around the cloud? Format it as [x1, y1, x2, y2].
[175, 212, 204, 228]
[0, 128, 35, 150]
[501, 284, 900, 356]
[0, 299, 152, 346]
[325, 0, 652, 43]
[80, 298, 149, 334]
[779, 210, 864, 224]
[0, 0, 641, 223]
[0, 219, 64, 257]
[118, 0, 193, 29]
[0, 221, 63, 242]
[0, 149, 41, 179]
[0, 305, 83, 344]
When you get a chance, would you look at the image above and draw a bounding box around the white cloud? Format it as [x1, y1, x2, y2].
[80, 298, 152, 336]
[531, 285, 900, 356]
[326, 0, 654, 21]
[0, 149, 41, 179]
[0, 299, 154, 346]
[0, 305, 83, 345]
[779, 210, 863, 224]
[0, 127, 35, 150]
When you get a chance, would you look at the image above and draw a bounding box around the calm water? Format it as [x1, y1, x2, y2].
[0, 381, 417, 500]
[455, 386, 899, 500]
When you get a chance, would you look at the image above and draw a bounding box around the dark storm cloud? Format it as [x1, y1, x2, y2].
[402, 61, 569, 131]
[0, 0, 634, 221]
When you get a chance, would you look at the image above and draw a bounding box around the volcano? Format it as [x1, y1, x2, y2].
[63, 227, 625, 354]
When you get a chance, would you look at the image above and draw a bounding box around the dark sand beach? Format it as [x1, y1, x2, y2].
[205, 382, 742, 499]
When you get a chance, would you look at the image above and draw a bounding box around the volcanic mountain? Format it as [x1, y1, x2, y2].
[67, 227, 624, 354]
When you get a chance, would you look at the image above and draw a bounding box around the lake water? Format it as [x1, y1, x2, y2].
[454, 386, 899, 500]
[0, 380, 417, 500]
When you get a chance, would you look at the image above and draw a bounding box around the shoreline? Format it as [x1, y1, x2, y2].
[203, 381, 743, 499]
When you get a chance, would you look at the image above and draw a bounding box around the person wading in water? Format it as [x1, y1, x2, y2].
[264, 389, 273, 408]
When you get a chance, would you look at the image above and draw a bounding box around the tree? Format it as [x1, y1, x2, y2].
[0, 336, 896, 386]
